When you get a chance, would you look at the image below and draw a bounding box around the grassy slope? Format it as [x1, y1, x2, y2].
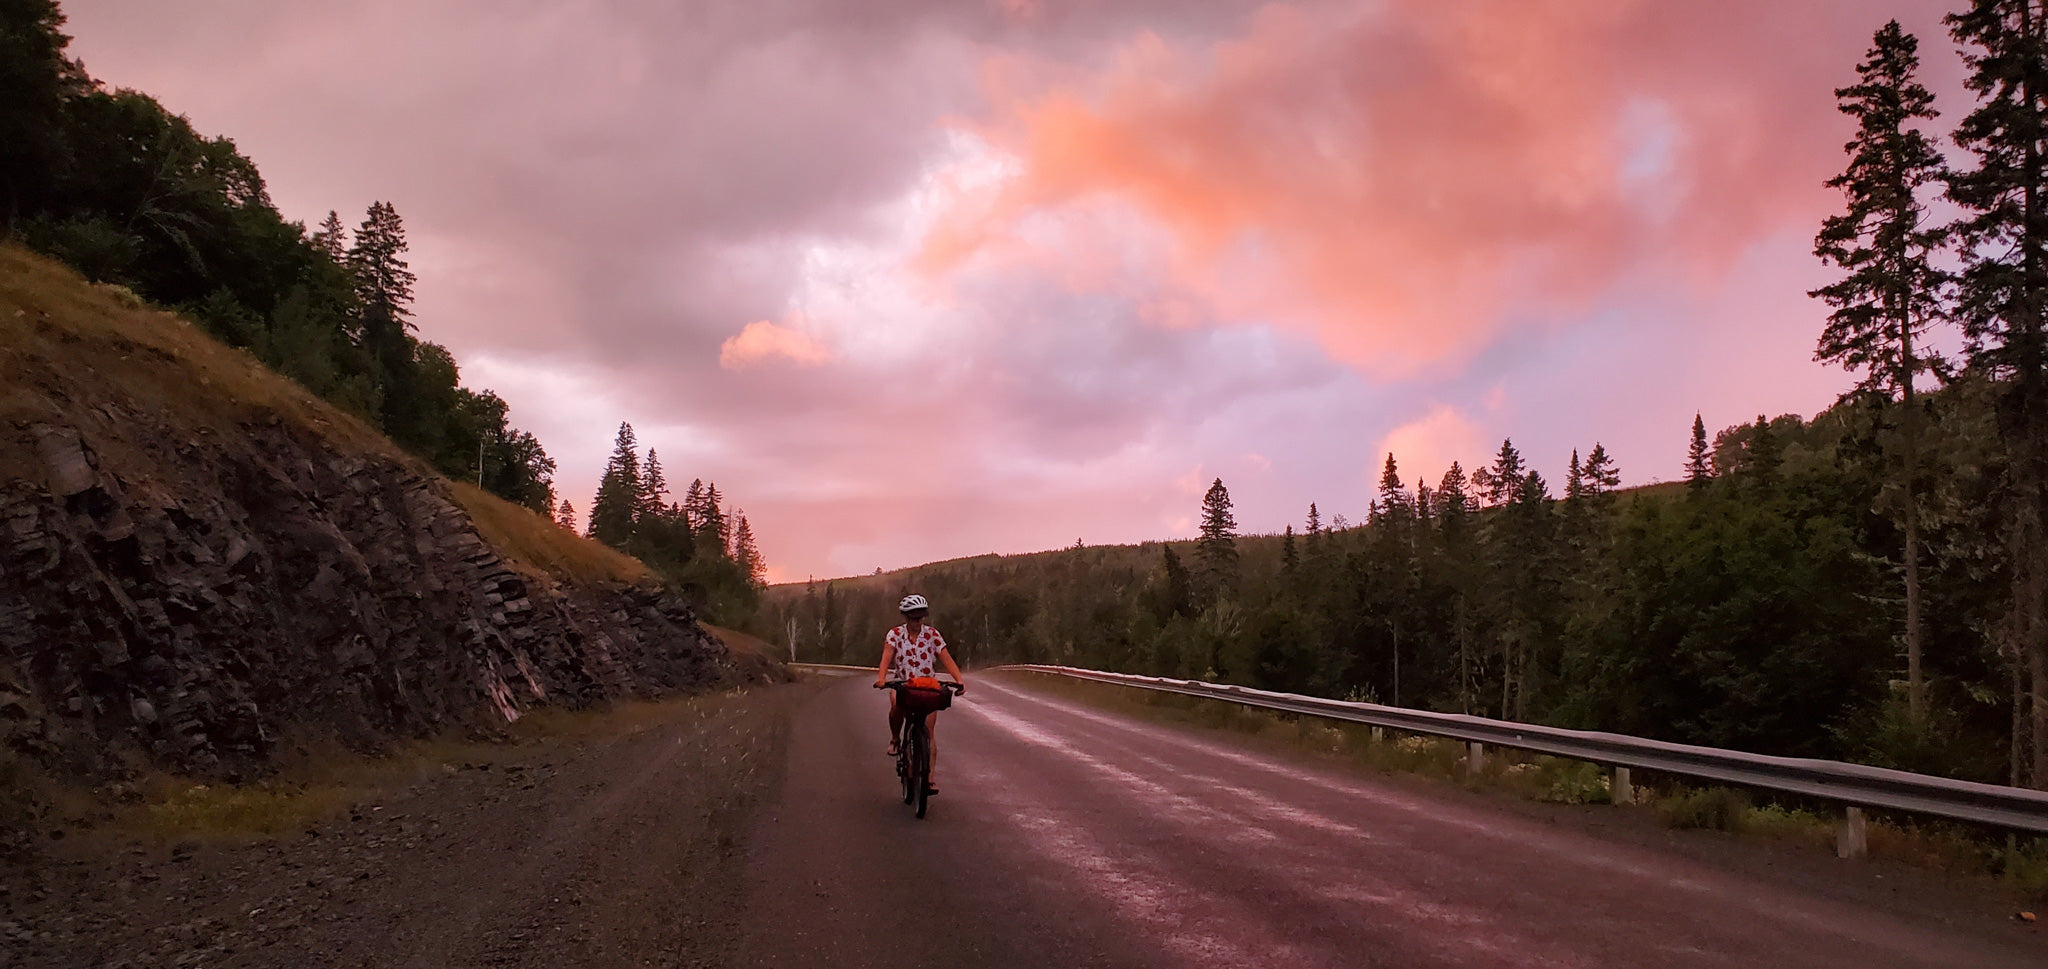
[0, 244, 646, 586]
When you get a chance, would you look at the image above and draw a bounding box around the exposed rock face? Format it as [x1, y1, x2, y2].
[0, 417, 739, 781]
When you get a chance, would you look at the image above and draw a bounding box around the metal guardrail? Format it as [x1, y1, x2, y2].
[997, 664, 2048, 836]
[788, 663, 875, 675]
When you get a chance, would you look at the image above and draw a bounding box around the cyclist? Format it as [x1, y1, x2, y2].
[875, 593, 967, 792]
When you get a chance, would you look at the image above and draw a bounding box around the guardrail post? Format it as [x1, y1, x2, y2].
[1612, 767, 1632, 805]
[1836, 807, 1868, 860]
[1467, 742, 1485, 778]
[1370, 726, 1384, 744]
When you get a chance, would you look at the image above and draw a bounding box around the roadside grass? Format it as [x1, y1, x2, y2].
[101, 693, 745, 843]
[996, 670, 2048, 903]
[448, 481, 651, 585]
[0, 245, 398, 460]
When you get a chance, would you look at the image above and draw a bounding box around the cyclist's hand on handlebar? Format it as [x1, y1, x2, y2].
[955, 681, 968, 695]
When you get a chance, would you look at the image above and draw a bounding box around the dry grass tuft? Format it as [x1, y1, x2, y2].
[448, 481, 651, 585]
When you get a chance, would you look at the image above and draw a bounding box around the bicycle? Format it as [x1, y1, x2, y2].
[877, 678, 964, 819]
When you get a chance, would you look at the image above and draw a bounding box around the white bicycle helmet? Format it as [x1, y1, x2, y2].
[898, 594, 929, 614]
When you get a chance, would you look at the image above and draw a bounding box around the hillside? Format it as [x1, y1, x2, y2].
[0, 246, 763, 783]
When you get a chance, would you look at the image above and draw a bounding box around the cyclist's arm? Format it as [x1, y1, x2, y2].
[938, 646, 966, 693]
[876, 637, 896, 687]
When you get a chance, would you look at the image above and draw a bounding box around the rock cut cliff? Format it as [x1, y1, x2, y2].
[0, 247, 754, 782]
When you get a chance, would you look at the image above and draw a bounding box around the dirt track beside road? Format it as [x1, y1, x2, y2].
[2, 681, 816, 969]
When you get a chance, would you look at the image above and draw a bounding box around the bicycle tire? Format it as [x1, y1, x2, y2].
[914, 725, 931, 819]
[901, 724, 919, 804]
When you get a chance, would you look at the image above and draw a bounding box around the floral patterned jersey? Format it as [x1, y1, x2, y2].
[885, 623, 949, 679]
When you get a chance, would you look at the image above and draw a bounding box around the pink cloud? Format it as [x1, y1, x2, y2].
[924, 0, 1951, 377]
[720, 320, 833, 369]
[1375, 404, 1490, 488]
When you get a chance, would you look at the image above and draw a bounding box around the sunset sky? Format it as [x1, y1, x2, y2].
[64, 0, 1966, 581]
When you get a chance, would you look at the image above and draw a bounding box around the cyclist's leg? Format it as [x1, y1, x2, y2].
[888, 692, 904, 753]
[926, 711, 939, 783]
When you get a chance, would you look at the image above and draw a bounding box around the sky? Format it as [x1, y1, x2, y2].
[61, 0, 1968, 582]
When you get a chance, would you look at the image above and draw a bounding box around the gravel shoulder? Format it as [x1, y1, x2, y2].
[2, 680, 822, 969]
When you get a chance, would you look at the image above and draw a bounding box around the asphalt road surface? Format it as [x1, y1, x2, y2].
[739, 674, 2044, 969]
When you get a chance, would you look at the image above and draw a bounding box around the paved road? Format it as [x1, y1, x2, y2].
[739, 674, 2044, 969]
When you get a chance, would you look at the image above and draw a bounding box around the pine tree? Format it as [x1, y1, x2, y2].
[1581, 444, 1620, 498]
[1306, 502, 1322, 536]
[1948, 0, 2048, 784]
[1687, 414, 1714, 489]
[1747, 415, 1783, 484]
[1196, 478, 1239, 592]
[1372, 453, 1411, 527]
[311, 210, 347, 263]
[683, 479, 706, 528]
[0, 0, 81, 228]
[639, 449, 669, 522]
[554, 498, 577, 532]
[588, 422, 641, 547]
[1565, 450, 1585, 502]
[1281, 524, 1299, 575]
[700, 482, 728, 555]
[1483, 439, 1526, 507]
[1437, 462, 1474, 518]
[1159, 544, 1193, 619]
[732, 511, 765, 585]
[347, 201, 416, 337]
[1814, 21, 1952, 724]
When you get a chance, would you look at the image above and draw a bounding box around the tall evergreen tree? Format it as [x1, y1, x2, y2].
[683, 478, 706, 528]
[1197, 478, 1239, 592]
[588, 422, 641, 547]
[0, 0, 81, 227]
[1372, 453, 1411, 527]
[1814, 20, 1951, 724]
[554, 498, 577, 532]
[311, 210, 347, 263]
[639, 449, 669, 521]
[1306, 502, 1322, 536]
[1437, 462, 1473, 518]
[700, 482, 728, 555]
[347, 201, 415, 337]
[1159, 544, 1193, 619]
[1687, 414, 1714, 489]
[1581, 444, 1620, 499]
[1948, 0, 2048, 781]
[1482, 439, 1526, 507]
[1281, 524, 1299, 576]
[732, 512, 765, 585]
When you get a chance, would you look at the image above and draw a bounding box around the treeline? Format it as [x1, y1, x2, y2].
[569, 422, 765, 622]
[1, 1, 555, 510]
[777, 5, 2048, 790]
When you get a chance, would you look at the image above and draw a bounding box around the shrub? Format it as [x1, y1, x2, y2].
[1658, 787, 1752, 831]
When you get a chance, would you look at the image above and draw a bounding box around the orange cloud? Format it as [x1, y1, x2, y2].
[719, 319, 831, 369]
[925, 0, 1873, 377]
